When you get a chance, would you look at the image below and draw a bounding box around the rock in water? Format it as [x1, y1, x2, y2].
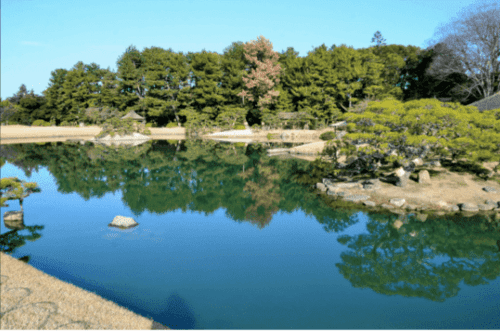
[4, 211, 23, 221]
[109, 216, 138, 229]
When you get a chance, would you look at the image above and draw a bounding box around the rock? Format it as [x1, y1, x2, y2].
[436, 200, 449, 208]
[380, 203, 395, 210]
[483, 186, 498, 193]
[478, 204, 495, 211]
[109, 216, 138, 229]
[412, 158, 424, 166]
[418, 170, 431, 184]
[415, 213, 428, 222]
[326, 185, 342, 195]
[4, 211, 23, 221]
[395, 172, 411, 188]
[435, 211, 446, 216]
[361, 179, 381, 190]
[323, 178, 334, 186]
[460, 203, 479, 212]
[393, 220, 404, 229]
[390, 198, 406, 207]
[424, 160, 442, 167]
[449, 205, 460, 212]
[395, 167, 406, 177]
[363, 200, 377, 207]
[332, 182, 363, 189]
[4, 211, 25, 230]
[343, 194, 371, 202]
[485, 200, 499, 207]
[316, 183, 327, 192]
[405, 204, 418, 211]
[391, 209, 407, 215]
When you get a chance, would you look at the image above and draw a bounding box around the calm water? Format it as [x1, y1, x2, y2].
[1, 140, 500, 329]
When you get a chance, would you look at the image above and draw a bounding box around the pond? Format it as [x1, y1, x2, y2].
[1, 140, 500, 329]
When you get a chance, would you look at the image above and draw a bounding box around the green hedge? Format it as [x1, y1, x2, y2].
[166, 122, 179, 128]
[319, 131, 336, 141]
[32, 120, 51, 126]
[234, 124, 246, 130]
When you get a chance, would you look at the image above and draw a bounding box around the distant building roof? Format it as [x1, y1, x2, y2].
[469, 91, 500, 112]
[121, 110, 144, 120]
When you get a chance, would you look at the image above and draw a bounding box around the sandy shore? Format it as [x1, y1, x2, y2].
[0, 125, 186, 145]
[0, 252, 169, 329]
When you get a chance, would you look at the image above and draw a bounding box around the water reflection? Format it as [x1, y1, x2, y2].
[337, 211, 500, 302]
[1, 140, 500, 306]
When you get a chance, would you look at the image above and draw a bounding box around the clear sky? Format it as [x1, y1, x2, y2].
[1, 0, 488, 99]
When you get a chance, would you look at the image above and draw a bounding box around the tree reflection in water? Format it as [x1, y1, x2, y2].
[336, 212, 500, 302]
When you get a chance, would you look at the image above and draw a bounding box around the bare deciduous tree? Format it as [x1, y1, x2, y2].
[424, 1, 500, 100]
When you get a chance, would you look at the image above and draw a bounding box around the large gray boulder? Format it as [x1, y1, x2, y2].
[109, 216, 139, 229]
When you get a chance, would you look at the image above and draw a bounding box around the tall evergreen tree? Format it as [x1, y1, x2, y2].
[116, 45, 147, 115]
[188, 50, 226, 122]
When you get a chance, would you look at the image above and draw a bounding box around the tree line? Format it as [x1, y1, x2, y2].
[1, 3, 498, 129]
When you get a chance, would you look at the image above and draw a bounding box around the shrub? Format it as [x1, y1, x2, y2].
[166, 122, 179, 128]
[32, 120, 48, 126]
[319, 131, 336, 141]
[145, 123, 153, 128]
[143, 129, 151, 135]
[59, 121, 71, 126]
[234, 124, 246, 130]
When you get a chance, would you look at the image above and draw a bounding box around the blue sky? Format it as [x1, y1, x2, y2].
[1, 0, 488, 99]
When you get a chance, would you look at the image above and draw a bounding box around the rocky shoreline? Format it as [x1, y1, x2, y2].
[314, 157, 500, 219]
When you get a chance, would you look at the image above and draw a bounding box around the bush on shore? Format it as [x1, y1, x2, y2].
[166, 122, 180, 128]
[96, 118, 150, 139]
[321, 98, 500, 179]
[32, 120, 51, 127]
[319, 131, 336, 141]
